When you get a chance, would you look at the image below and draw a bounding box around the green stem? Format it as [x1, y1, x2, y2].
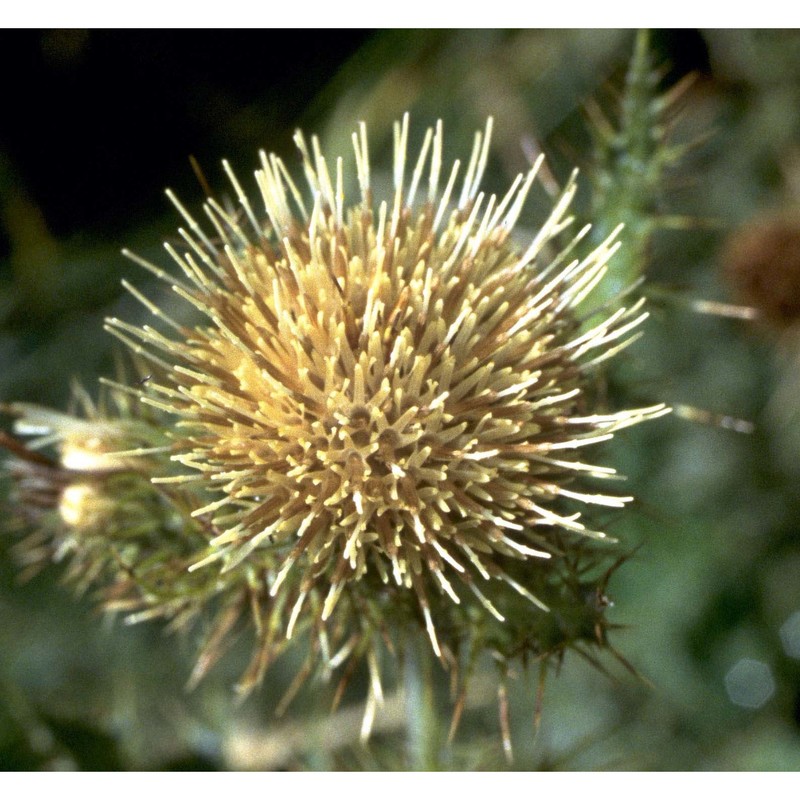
[404, 635, 440, 770]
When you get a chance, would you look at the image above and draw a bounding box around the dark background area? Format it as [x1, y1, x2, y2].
[0, 30, 373, 241]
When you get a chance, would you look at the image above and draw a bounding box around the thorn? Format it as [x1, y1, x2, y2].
[189, 154, 214, 199]
[498, 677, 514, 764]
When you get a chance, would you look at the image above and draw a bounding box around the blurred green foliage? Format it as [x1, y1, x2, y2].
[3, 29, 800, 770]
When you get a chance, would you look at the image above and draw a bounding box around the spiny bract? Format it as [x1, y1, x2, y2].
[106, 114, 667, 669]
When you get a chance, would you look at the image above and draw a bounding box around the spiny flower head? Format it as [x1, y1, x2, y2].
[107, 114, 667, 666]
[1, 386, 180, 591]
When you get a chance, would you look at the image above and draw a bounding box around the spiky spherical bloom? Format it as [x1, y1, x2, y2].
[106, 115, 667, 678]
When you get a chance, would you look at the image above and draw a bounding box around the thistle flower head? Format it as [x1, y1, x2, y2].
[107, 115, 667, 665]
[1, 387, 178, 590]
